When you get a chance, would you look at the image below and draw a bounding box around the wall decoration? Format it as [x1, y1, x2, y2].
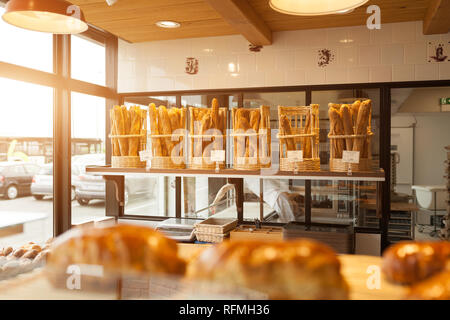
[185, 57, 199, 74]
[428, 41, 449, 63]
[318, 48, 335, 67]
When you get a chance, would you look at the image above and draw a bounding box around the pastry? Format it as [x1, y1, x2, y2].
[382, 241, 450, 285]
[46, 224, 186, 290]
[189, 239, 349, 300]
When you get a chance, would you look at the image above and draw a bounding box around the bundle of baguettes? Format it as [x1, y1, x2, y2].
[148, 103, 186, 158]
[110, 105, 147, 157]
[328, 99, 372, 159]
[232, 105, 271, 169]
[278, 105, 320, 171]
[189, 98, 227, 169]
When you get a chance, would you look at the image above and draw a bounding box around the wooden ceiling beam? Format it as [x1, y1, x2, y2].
[204, 0, 272, 46]
[423, 0, 450, 34]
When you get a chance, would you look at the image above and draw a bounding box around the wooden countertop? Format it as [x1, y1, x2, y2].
[0, 243, 407, 300]
[360, 200, 419, 212]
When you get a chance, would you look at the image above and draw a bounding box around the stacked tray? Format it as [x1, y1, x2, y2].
[194, 218, 238, 243]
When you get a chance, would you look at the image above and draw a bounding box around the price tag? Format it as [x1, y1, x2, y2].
[211, 150, 225, 162]
[287, 150, 303, 162]
[139, 150, 152, 162]
[342, 151, 360, 164]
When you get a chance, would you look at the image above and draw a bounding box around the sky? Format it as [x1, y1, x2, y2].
[0, 7, 106, 140]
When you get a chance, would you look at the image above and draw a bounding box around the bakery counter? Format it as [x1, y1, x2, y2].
[0, 243, 406, 300]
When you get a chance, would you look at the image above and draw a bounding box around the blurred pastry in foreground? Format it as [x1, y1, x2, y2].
[382, 241, 450, 285]
[188, 239, 349, 300]
[407, 270, 450, 300]
[46, 224, 186, 290]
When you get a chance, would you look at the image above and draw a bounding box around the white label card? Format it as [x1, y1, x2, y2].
[287, 150, 303, 162]
[139, 150, 152, 161]
[211, 150, 225, 162]
[342, 151, 360, 164]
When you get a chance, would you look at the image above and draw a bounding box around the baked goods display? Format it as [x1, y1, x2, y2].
[110, 105, 147, 168]
[231, 106, 271, 170]
[382, 241, 450, 300]
[149, 103, 187, 169]
[328, 100, 373, 172]
[188, 239, 349, 300]
[189, 98, 227, 169]
[45, 224, 186, 290]
[278, 105, 320, 171]
[0, 240, 51, 281]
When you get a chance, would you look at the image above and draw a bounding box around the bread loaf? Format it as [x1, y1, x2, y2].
[249, 110, 261, 157]
[149, 103, 163, 157]
[303, 111, 312, 158]
[280, 114, 296, 152]
[158, 106, 173, 157]
[260, 106, 271, 159]
[236, 115, 250, 158]
[328, 106, 344, 158]
[353, 100, 371, 153]
[340, 104, 354, 151]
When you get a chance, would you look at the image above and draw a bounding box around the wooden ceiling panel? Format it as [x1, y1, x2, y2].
[70, 0, 237, 42]
[248, 0, 431, 31]
[69, 0, 435, 43]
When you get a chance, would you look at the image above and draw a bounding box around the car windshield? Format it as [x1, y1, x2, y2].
[38, 165, 53, 175]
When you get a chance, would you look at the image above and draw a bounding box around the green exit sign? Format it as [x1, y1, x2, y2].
[440, 98, 450, 105]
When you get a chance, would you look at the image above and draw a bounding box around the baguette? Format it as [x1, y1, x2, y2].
[350, 100, 361, 128]
[280, 114, 296, 152]
[260, 106, 271, 159]
[110, 108, 120, 156]
[340, 104, 354, 151]
[328, 106, 344, 158]
[149, 103, 162, 157]
[158, 105, 173, 157]
[248, 110, 261, 157]
[128, 106, 142, 157]
[115, 106, 128, 156]
[303, 111, 312, 159]
[168, 108, 180, 131]
[353, 99, 371, 154]
[211, 98, 220, 129]
[236, 116, 250, 158]
[200, 113, 214, 158]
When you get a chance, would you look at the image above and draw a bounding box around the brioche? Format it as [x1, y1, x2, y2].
[382, 241, 450, 285]
[189, 239, 349, 300]
[46, 224, 186, 290]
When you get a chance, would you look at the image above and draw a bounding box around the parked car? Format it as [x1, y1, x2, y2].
[0, 161, 40, 199]
[73, 154, 156, 206]
[30, 163, 79, 201]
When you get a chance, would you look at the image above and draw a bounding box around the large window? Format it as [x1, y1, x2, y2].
[0, 7, 53, 73]
[0, 78, 53, 247]
[71, 35, 106, 86]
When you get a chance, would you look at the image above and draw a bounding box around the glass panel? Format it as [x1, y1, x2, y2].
[311, 88, 380, 169]
[71, 35, 106, 86]
[0, 7, 53, 73]
[0, 78, 53, 247]
[71, 92, 106, 225]
[391, 86, 450, 241]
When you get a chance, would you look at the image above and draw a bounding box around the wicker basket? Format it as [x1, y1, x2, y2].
[112, 155, 146, 168]
[194, 232, 229, 243]
[188, 107, 227, 170]
[194, 218, 238, 234]
[148, 132, 186, 169]
[278, 105, 320, 172]
[231, 106, 271, 170]
[328, 131, 373, 172]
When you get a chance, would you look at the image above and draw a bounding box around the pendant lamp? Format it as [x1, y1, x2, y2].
[2, 0, 88, 34]
[269, 0, 369, 16]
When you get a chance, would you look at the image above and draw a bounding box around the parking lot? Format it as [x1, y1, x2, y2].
[0, 194, 159, 248]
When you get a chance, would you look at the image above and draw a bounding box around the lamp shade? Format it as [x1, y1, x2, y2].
[2, 0, 88, 34]
[269, 0, 369, 16]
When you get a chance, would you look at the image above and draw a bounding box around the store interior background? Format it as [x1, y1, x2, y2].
[0, 1, 449, 251]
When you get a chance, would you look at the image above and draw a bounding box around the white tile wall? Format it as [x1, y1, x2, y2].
[118, 21, 450, 93]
